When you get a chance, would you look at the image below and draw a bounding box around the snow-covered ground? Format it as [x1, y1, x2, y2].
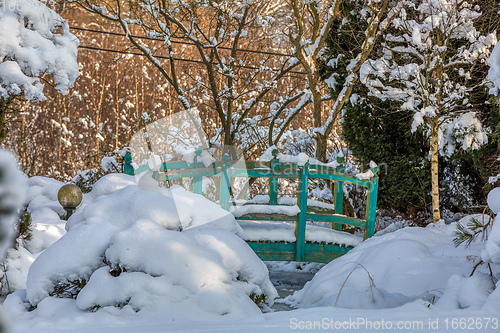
[2, 173, 500, 332]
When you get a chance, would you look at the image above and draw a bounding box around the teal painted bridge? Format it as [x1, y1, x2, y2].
[124, 149, 379, 263]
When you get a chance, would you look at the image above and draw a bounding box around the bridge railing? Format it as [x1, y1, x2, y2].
[124, 149, 379, 262]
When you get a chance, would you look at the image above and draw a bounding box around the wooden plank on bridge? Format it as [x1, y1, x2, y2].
[246, 241, 354, 263]
[235, 213, 297, 222]
[305, 213, 367, 230]
[246, 242, 296, 261]
[303, 243, 353, 263]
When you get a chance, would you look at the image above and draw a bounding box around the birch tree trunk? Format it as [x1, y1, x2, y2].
[430, 118, 441, 223]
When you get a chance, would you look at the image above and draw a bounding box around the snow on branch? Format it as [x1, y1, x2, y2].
[0, 0, 79, 101]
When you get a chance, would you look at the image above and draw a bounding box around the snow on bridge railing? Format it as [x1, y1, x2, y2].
[123, 148, 379, 262]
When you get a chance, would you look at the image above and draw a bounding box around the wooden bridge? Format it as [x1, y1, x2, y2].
[124, 149, 379, 263]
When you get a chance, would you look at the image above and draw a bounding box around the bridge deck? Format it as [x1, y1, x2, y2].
[237, 220, 362, 246]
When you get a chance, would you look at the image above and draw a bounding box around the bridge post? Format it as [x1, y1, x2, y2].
[296, 163, 309, 262]
[123, 152, 134, 176]
[365, 164, 379, 239]
[220, 154, 231, 210]
[269, 149, 278, 205]
[193, 148, 203, 195]
[333, 155, 345, 231]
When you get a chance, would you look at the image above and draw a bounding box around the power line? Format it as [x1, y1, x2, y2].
[78, 45, 307, 75]
[70, 26, 293, 58]
[80, 45, 199, 64]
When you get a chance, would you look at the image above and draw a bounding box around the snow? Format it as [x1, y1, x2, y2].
[356, 169, 374, 180]
[438, 273, 495, 310]
[0, 0, 79, 101]
[179, 147, 196, 164]
[0, 150, 26, 259]
[277, 152, 309, 167]
[198, 150, 215, 167]
[5, 214, 500, 332]
[489, 41, 500, 93]
[65, 175, 241, 234]
[258, 145, 345, 170]
[363, 0, 494, 158]
[2, 175, 64, 293]
[237, 221, 297, 243]
[230, 204, 300, 217]
[4, 0, 500, 329]
[233, 195, 271, 206]
[487, 187, 500, 214]
[482, 187, 500, 264]
[147, 154, 162, 171]
[74, 220, 274, 316]
[101, 156, 120, 172]
[234, 220, 362, 246]
[21, 174, 273, 319]
[259, 146, 277, 162]
[277, 197, 336, 211]
[288, 221, 497, 311]
[259, 149, 313, 167]
[439, 112, 488, 157]
[3, 174, 500, 332]
[259, 148, 340, 169]
[79, 174, 136, 207]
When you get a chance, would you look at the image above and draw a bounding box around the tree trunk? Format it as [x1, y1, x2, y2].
[430, 119, 441, 222]
[316, 134, 327, 163]
[312, 85, 328, 162]
[0, 99, 8, 145]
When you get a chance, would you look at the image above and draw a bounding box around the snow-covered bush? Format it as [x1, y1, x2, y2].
[71, 169, 105, 194]
[0, 0, 79, 101]
[24, 174, 276, 317]
[72, 148, 132, 194]
[482, 188, 500, 265]
[435, 190, 500, 312]
[289, 223, 461, 309]
[0, 150, 25, 259]
[0, 150, 26, 333]
[1, 176, 66, 294]
[291, 213, 500, 311]
[442, 191, 499, 312]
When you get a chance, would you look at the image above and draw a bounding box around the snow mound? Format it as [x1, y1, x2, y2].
[289, 224, 459, 309]
[314, 286, 413, 309]
[437, 273, 495, 310]
[482, 188, 500, 264]
[489, 42, 500, 94]
[75, 173, 137, 209]
[3, 176, 66, 293]
[488, 187, 500, 215]
[25, 174, 275, 318]
[0, 150, 26, 259]
[25, 176, 65, 214]
[66, 177, 242, 234]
